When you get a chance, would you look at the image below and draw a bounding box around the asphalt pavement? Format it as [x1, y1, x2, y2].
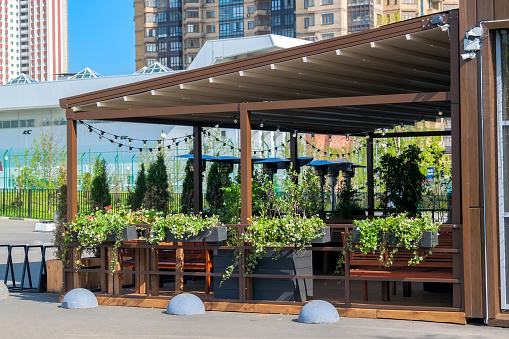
[0, 218, 508, 338]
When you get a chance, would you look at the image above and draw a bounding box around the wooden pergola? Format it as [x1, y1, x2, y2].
[59, 11, 470, 322]
[61, 12, 460, 227]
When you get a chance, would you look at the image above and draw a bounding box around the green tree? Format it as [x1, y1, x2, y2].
[80, 172, 92, 191]
[375, 144, 425, 216]
[90, 159, 111, 210]
[205, 161, 232, 213]
[130, 163, 147, 210]
[145, 153, 170, 211]
[180, 160, 194, 214]
[13, 131, 66, 189]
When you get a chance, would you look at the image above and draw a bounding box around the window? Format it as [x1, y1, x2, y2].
[394, 0, 397, 4]
[206, 24, 216, 33]
[401, 12, 416, 20]
[322, 33, 334, 40]
[402, 0, 415, 3]
[322, 0, 333, 4]
[258, 2, 270, 9]
[206, 10, 215, 18]
[187, 24, 199, 33]
[304, 17, 309, 28]
[146, 13, 156, 22]
[146, 43, 157, 52]
[187, 9, 199, 18]
[146, 29, 156, 37]
[322, 13, 333, 24]
[248, 21, 254, 29]
[158, 12, 166, 22]
[248, 5, 254, 13]
[147, 58, 157, 66]
[187, 39, 199, 48]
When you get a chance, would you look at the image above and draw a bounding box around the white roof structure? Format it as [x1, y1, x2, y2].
[188, 34, 311, 70]
[5, 73, 38, 85]
[135, 62, 173, 74]
[69, 67, 103, 80]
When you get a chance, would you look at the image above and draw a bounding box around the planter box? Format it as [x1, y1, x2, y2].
[165, 225, 227, 243]
[72, 226, 138, 243]
[310, 226, 331, 244]
[213, 248, 313, 302]
[352, 227, 438, 248]
[105, 226, 138, 242]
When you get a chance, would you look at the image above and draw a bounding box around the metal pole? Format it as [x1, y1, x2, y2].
[8, 147, 12, 188]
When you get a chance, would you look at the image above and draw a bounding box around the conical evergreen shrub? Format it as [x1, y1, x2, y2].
[90, 159, 111, 210]
[145, 153, 170, 211]
[130, 163, 147, 210]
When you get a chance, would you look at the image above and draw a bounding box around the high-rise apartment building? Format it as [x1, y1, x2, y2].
[135, 0, 457, 70]
[0, 0, 68, 85]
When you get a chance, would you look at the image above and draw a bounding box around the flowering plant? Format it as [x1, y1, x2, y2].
[223, 215, 327, 281]
[148, 213, 220, 244]
[336, 214, 440, 273]
[65, 205, 136, 272]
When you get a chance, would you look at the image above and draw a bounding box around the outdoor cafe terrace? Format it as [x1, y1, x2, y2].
[57, 11, 465, 324]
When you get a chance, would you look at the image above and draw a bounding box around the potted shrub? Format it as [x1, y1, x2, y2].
[149, 213, 225, 243]
[215, 214, 329, 301]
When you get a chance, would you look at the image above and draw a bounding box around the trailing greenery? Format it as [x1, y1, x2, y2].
[375, 144, 425, 216]
[180, 160, 194, 214]
[145, 153, 170, 211]
[335, 214, 440, 274]
[149, 213, 220, 244]
[222, 214, 327, 282]
[66, 205, 135, 272]
[129, 163, 147, 210]
[90, 159, 111, 210]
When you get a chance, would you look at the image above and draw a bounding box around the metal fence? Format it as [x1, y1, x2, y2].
[0, 189, 183, 220]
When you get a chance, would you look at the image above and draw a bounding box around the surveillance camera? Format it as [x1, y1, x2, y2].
[461, 52, 476, 61]
[466, 26, 483, 40]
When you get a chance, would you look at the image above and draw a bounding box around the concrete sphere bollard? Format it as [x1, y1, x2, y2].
[0, 281, 9, 300]
[166, 293, 205, 316]
[298, 300, 340, 324]
[61, 288, 98, 309]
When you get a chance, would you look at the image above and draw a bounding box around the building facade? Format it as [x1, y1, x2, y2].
[0, 0, 68, 84]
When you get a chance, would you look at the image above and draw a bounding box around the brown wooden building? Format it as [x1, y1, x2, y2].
[60, 1, 509, 326]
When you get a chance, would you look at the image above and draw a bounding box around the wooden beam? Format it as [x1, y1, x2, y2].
[240, 107, 252, 225]
[245, 92, 450, 111]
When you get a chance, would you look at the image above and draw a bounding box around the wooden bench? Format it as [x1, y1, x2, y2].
[120, 243, 213, 294]
[344, 227, 454, 301]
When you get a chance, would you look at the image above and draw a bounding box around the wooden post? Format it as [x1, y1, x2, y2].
[366, 135, 374, 216]
[64, 114, 78, 292]
[175, 242, 184, 294]
[290, 133, 299, 176]
[193, 126, 203, 215]
[100, 247, 107, 292]
[135, 247, 146, 294]
[240, 107, 252, 224]
[149, 248, 159, 296]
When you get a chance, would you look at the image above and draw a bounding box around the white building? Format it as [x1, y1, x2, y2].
[0, 35, 306, 189]
[0, 0, 68, 84]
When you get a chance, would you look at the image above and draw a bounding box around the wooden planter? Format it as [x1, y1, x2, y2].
[352, 227, 438, 247]
[73, 226, 138, 243]
[165, 225, 227, 243]
[213, 248, 313, 302]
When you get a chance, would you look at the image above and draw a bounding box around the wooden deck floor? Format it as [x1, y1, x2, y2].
[92, 277, 464, 325]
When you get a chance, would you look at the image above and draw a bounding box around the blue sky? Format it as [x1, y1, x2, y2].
[68, 1, 135, 76]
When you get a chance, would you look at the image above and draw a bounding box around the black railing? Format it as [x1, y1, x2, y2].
[0, 189, 183, 220]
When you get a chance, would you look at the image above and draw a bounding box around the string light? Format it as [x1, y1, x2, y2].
[114, 136, 118, 143]
[276, 126, 280, 133]
[215, 123, 220, 128]
[293, 130, 297, 138]
[88, 127, 92, 135]
[328, 134, 332, 142]
[346, 133, 350, 141]
[438, 107, 443, 116]
[260, 120, 265, 128]
[381, 128, 386, 136]
[143, 140, 147, 147]
[128, 138, 132, 146]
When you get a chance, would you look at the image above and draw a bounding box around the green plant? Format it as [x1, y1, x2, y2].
[205, 161, 232, 214]
[149, 213, 220, 244]
[130, 163, 147, 210]
[180, 160, 194, 214]
[90, 159, 111, 210]
[335, 181, 361, 219]
[145, 153, 170, 211]
[52, 184, 68, 261]
[336, 214, 440, 274]
[222, 215, 327, 282]
[66, 205, 135, 272]
[375, 144, 425, 216]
